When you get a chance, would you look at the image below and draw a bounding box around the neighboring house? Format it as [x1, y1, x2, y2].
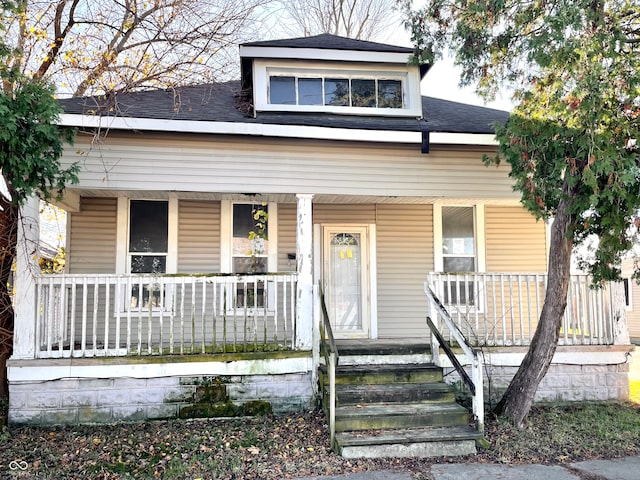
[7, 35, 632, 454]
[621, 258, 640, 344]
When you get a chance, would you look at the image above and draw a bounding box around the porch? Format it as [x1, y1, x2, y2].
[22, 271, 626, 361]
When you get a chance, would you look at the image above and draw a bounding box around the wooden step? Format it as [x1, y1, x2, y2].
[330, 382, 456, 405]
[336, 425, 481, 458]
[320, 363, 443, 385]
[335, 402, 470, 432]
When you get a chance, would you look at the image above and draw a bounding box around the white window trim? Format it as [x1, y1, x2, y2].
[221, 200, 278, 315]
[253, 59, 422, 117]
[433, 204, 486, 311]
[220, 200, 278, 273]
[433, 203, 486, 273]
[116, 197, 178, 313]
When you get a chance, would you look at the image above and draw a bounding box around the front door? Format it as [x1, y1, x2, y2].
[322, 226, 370, 338]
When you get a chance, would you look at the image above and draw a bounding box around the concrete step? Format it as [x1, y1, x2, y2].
[330, 382, 456, 406]
[336, 425, 482, 458]
[335, 402, 470, 432]
[320, 363, 443, 385]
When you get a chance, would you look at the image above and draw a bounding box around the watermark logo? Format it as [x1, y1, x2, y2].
[9, 461, 28, 471]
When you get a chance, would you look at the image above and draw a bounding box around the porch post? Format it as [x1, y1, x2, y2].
[611, 281, 630, 345]
[295, 193, 314, 349]
[12, 197, 40, 359]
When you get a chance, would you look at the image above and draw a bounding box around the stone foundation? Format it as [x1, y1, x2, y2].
[442, 345, 632, 406]
[7, 354, 314, 425]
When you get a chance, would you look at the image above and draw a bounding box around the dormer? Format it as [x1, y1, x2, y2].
[239, 34, 428, 119]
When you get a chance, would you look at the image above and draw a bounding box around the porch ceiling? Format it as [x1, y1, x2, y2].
[55, 188, 522, 207]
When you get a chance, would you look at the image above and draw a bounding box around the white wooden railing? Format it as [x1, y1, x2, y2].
[424, 284, 484, 432]
[428, 272, 621, 347]
[34, 273, 297, 358]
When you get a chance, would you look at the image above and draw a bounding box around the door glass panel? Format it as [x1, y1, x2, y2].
[329, 233, 362, 331]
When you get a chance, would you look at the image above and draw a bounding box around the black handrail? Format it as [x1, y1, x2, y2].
[426, 316, 475, 396]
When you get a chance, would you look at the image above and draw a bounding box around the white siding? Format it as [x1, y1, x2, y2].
[376, 204, 434, 338]
[177, 200, 220, 273]
[63, 132, 516, 199]
[485, 206, 548, 272]
[68, 198, 117, 273]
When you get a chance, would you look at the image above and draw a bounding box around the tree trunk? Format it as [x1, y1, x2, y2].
[492, 185, 576, 426]
[0, 199, 18, 398]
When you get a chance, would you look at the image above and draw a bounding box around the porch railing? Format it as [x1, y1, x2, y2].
[318, 284, 339, 450]
[34, 273, 298, 359]
[424, 284, 484, 432]
[428, 272, 621, 347]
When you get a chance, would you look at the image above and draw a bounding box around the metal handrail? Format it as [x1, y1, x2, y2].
[424, 283, 485, 432]
[318, 285, 339, 449]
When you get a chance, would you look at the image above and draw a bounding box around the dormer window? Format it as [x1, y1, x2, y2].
[250, 59, 422, 117]
[269, 74, 403, 109]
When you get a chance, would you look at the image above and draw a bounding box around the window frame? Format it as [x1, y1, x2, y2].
[116, 197, 178, 312]
[252, 60, 422, 117]
[433, 204, 486, 310]
[221, 200, 278, 314]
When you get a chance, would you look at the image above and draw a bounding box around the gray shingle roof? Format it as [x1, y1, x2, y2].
[242, 33, 414, 54]
[59, 81, 508, 135]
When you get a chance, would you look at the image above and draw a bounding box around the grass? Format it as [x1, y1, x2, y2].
[1, 402, 639, 479]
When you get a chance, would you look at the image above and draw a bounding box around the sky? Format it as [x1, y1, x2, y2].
[384, 24, 514, 112]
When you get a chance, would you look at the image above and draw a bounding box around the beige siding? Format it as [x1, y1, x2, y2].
[376, 204, 434, 338]
[628, 279, 640, 341]
[68, 197, 117, 273]
[485, 206, 547, 272]
[63, 133, 516, 200]
[313, 204, 376, 224]
[278, 203, 297, 272]
[177, 200, 220, 273]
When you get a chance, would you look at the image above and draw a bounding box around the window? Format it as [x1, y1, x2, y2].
[128, 200, 168, 308]
[441, 206, 477, 306]
[231, 203, 270, 309]
[269, 75, 403, 109]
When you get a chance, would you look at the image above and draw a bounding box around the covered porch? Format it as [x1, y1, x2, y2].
[20, 270, 627, 361]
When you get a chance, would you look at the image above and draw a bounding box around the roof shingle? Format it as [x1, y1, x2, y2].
[59, 81, 508, 135]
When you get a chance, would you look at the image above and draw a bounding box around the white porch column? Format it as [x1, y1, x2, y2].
[611, 281, 630, 345]
[12, 197, 40, 359]
[295, 193, 314, 349]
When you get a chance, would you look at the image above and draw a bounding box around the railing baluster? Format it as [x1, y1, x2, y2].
[92, 277, 99, 356]
[35, 279, 43, 358]
[191, 277, 196, 353]
[180, 277, 186, 354]
[272, 279, 279, 347]
[200, 278, 206, 353]
[46, 276, 54, 356]
[81, 277, 88, 355]
[114, 279, 121, 355]
[499, 274, 506, 345]
[212, 279, 218, 352]
[169, 278, 176, 355]
[517, 274, 524, 345]
[137, 277, 142, 354]
[105, 278, 111, 355]
[126, 276, 132, 354]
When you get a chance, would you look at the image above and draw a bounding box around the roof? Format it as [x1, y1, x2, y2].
[242, 33, 414, 54]
[58, 81, 508, 136]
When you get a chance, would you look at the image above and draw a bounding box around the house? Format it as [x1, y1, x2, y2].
[621, 258, 640, 344]
[8, 34, 633, 456]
